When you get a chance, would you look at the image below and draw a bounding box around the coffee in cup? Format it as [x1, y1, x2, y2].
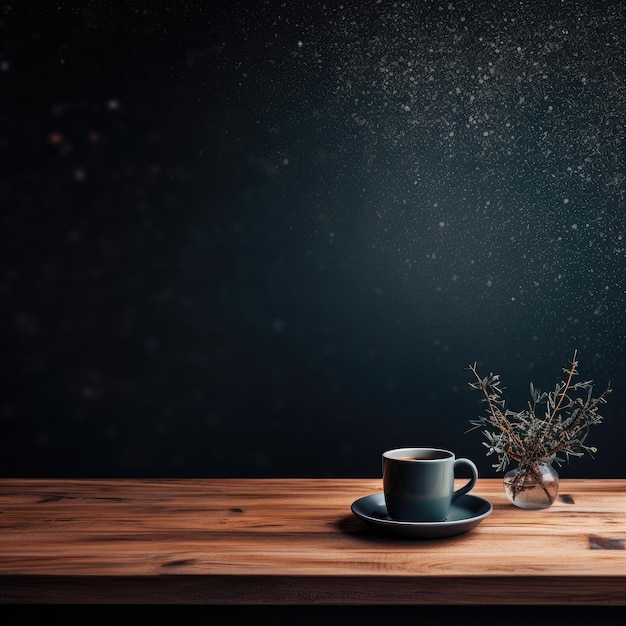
[382, 447, 478, 522]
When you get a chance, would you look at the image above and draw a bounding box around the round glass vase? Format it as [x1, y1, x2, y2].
[503, 461, 559, 509]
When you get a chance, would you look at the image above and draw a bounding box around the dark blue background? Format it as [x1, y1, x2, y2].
[1, 1, 624, 479]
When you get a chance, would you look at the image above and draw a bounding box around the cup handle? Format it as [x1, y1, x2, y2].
[452, 458, 478, 502]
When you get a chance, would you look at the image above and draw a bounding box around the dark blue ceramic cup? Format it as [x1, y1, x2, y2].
[382, 447, 478, 522]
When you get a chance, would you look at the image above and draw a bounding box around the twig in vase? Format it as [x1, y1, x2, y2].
[466, 350, 611, 502]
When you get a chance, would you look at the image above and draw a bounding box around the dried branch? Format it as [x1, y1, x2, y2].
[466, 351, 611, 473]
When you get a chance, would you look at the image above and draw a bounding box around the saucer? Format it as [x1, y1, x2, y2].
[351, 492, 492, 539]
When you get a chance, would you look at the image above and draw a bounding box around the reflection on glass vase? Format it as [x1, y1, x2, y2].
[503, 461, 560, 509]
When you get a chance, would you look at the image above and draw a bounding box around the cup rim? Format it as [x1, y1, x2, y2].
[383, 447, 454, 461]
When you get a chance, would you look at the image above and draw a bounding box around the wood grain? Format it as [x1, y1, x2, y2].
[1, 478, 625, 604]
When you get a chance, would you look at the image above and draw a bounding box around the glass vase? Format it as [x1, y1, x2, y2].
[503, 461, 559, 509]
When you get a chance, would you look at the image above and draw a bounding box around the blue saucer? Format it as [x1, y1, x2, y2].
[351, 492, 492, 539]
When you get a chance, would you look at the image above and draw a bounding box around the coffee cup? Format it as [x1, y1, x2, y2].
[382, 447, 478, 522]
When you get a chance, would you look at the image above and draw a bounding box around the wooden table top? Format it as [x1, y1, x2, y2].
[1, 478, 625, 605]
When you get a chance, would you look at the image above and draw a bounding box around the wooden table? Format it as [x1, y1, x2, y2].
[1, 478, 625, 606]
